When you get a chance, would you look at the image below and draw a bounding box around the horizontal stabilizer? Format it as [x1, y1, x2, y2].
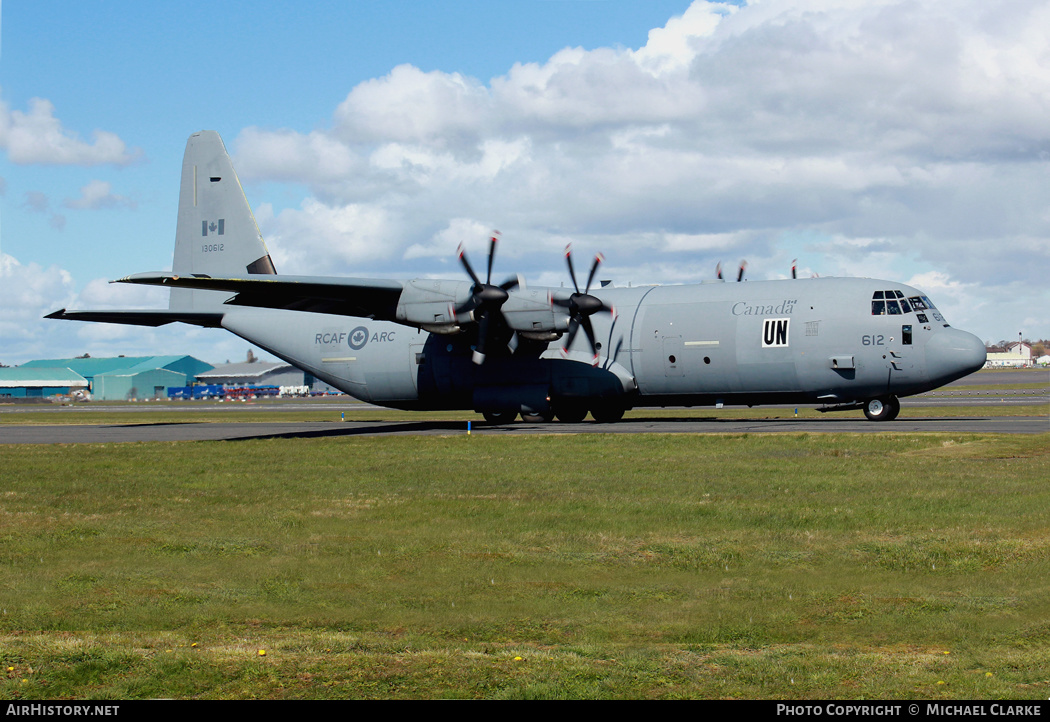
[45, 308, 225, 328]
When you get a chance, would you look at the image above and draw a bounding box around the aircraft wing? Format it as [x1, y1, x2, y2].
[117, 272, 405, 320]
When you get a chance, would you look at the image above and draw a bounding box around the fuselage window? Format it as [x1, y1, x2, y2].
[873, 291, 885, 299]
[902, 324, 913, 345]
[908, 296, 927, 310]
[887, 300, 901, 315]
[872, 300, 886, 315]
[899, 298, 912, 313]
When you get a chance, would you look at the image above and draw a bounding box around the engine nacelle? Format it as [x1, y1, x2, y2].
[502, 289, 569, 335]
[395, 278, 471, 330]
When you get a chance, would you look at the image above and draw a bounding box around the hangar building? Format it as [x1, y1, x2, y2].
[18, 356, 213, 400]
[0, 367, 90, 399]
[195, 361, 306, 388]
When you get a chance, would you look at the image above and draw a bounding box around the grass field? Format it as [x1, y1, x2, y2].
[2, 430, 1049, 699]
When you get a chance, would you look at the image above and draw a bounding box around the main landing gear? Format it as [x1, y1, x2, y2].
[481, 399, 626, 424]
[863, 395, 900, 422]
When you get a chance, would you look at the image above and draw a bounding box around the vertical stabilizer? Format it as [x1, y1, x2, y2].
[170, 131, 276, 311]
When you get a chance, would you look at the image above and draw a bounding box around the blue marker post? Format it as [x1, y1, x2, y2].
[467, 420, 472, 436]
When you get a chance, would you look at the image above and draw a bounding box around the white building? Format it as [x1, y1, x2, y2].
[984, 342, 1033, 368]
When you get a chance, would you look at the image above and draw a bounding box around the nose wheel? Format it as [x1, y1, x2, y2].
[863, 395, 900, 421]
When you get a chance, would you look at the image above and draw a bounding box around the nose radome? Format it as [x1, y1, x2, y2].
[926, 328, 986, 384]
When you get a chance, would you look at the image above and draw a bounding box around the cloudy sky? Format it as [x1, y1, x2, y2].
[2, 0, 1048, 366]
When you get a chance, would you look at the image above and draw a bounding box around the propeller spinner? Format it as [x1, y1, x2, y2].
[556, 244, 615, 365]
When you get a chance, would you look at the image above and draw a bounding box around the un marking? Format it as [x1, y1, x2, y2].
[762, 318, 790, 348]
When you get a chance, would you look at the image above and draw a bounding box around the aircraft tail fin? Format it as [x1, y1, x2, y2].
[169, 130, 276, 311]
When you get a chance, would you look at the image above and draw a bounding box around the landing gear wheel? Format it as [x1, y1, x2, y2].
[482, 410, 517, 424]
[590, 401, 625, 423]
[863, 395, 900, 422]
[521, 411, 553, 423]
[555, 402, 588, 423]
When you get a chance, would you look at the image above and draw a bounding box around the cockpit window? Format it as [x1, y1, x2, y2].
[873, 291, 933, 316]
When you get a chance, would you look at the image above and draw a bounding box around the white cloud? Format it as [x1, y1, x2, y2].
[334, 64, 492, 147]
[234, 127, 363, 184]
[0, 253, 76, 321]
[0, 254, 261, 366]
[221, 0, 1049, 344]
[62, 180, 136, 211]
[260, 198, 400, 275]
[631, 0, 729, 74]
[0, 253, 76, 363]
[404, 218, 493, 261]
[0, 95, 142, 166]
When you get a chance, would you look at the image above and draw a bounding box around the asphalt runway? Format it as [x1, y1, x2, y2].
[1, 369, 1045, 443]
[1, 413, 1046, 444]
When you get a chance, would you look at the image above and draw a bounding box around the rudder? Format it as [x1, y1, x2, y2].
[170, 131, 276, 311]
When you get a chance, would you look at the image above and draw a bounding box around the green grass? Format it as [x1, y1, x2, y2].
[1, 432, 1049, 698]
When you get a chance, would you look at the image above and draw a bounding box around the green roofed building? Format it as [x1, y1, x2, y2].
[17, 356, 213, 400]
[0, 367, 89, 398]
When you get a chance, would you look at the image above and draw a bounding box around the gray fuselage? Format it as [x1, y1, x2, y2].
[221, 275, 986, 416]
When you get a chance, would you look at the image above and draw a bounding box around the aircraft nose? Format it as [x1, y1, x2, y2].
[926, 327, 986, 384]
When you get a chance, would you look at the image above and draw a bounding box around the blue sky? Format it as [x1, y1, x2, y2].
[3, 0, 1048, 365]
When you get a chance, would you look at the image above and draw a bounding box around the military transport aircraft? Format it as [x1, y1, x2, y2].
[48, 131, 986, 423]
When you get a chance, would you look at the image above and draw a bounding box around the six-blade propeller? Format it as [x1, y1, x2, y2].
[554, 244, 616, 365]
[453, 232, 520, 365]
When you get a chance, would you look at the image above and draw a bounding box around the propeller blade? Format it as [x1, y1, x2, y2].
[584, 253, 604, 295]
[792, 259, 797, 279]
[737, 260, 747, 282]
[457, 244, 482, 287]
[581, 315, 599, 364]
[565, 244, 580, 294]
[486, 232, 499, 284]
[562, 317, 580, 353]
[716, 262, 723, 280]
[473, 310, 491, 365]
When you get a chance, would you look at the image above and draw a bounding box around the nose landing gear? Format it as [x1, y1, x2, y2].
[863, 395, 900, 421]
